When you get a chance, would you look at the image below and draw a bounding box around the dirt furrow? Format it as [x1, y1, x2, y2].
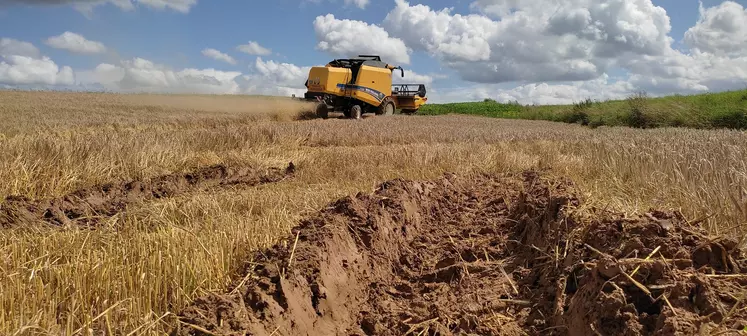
[171, 170, 747, 336]
[0, 162, 296, 228]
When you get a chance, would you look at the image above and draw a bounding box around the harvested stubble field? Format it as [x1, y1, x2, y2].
[1, 90, 747, 335]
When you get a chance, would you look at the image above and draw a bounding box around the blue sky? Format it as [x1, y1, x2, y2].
[0, 0, 465, 73]
[0, 0, 746, 104]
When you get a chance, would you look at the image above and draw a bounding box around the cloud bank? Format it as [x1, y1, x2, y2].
[45, 32, 107, 54]
[2, 0, 747, 105]
[4, 0, 197, 14]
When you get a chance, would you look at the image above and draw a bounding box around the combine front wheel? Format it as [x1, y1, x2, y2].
[377, 97, 395, 116]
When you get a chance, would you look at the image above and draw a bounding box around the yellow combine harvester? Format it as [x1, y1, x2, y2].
[303, 55, 428, 119]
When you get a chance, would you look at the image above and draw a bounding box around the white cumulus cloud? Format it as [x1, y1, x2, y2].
[237, 41, 272, 56]
[343, 0, 368, 9]
[252, 57, 311, 87]
[393, 69, 434, 85]
[382, 2, 497, 63]
[622, 49, 747, 95]
[242, 57, 314, 96]
[0, 55, 75, 86]
[491, 75, 635, 105]
[77, 57, 243, 94]
[374, 0, 747, 98]
[0, 38, 40, 58]
[303, 0, 369, 10]
[313, 14, 411, 65]
[611, 1, 747, 95]
[135, 0, 195, 13]
[45, 32, 107, 54]
[5, 0, 747, 104]
[428, 74, 635, 105]
[0, 38, 75, 86]
[201, 48, 236, 65]
[683, 1, 747, 57]
[382, 0, 673, 83]
[4, 0, 196, 15]
[75, 56, 323, 97]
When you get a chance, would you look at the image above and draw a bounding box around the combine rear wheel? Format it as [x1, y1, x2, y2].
[376, 97, 395, 116]
[315, 103, 329, 119]
[350, 105, 362, 119]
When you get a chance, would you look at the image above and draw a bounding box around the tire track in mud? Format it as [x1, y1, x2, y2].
[0, 162, 296, 228]
[171, 170, 747, 336]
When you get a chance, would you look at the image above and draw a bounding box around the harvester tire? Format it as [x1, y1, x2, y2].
[351, 105, 362, 119]
[315, 103, 328, 119]
[377, 97, 395, 116]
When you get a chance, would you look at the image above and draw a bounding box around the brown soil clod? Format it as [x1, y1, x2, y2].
[0, 162, 296, 228]
[171, 170, 747, 336]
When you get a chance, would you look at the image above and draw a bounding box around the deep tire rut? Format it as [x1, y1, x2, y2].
[171, 170, 747, 335]
[0, 162, 296, 228]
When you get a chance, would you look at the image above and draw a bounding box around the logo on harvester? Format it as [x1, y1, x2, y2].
[336, 84, 385, 102]
[309, 77, 321, 85]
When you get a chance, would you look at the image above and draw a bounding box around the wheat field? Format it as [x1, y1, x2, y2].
[1, 90, 746, 335]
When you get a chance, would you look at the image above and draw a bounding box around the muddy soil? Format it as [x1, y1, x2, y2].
[172, 170, 747, 336]
[0, 163, 295, 228]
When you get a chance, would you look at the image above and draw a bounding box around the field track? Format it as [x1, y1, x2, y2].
[0, 163, 295, 228]
[173, 170, 747, 336]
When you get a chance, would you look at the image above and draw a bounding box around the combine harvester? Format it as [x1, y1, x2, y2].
[302, 55, 428, 119]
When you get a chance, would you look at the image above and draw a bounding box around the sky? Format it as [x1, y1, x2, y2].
[0, 0, 746, 104]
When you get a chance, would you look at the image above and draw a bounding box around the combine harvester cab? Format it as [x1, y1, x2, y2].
[303, 55, 428, 119]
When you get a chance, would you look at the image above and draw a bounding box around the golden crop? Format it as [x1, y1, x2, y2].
[0, 90, 745, 334]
